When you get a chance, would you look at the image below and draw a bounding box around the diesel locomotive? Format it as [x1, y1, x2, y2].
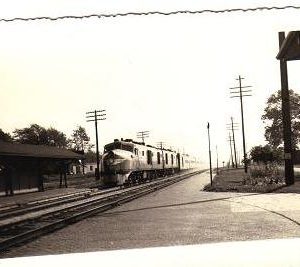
[101, 138, 197, 186]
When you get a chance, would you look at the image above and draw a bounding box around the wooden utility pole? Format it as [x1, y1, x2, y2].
[216, 145, 219, 175]
[230, 117, 238, 168]
[227, 133, 234, 168]
[207, 122, 213, 186]
[278, 32, 294, 185]
[86, 110, 106, 180]
[230, 76, 252, 173]
[137, 131, 149, 143]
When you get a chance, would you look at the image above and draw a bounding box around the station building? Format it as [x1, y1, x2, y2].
[0, 141, 84, 196]
[71, 162, 98, 175]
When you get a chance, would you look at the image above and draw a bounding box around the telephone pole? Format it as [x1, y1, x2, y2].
[226, 117, 239, 168]
[227, 133, 234, 168]
[137, 131, 149, 143]
[216, 145, 219, 175]
[86, 109, 106, 180]
[230, 75, 252, 173]
[207, 122, 213, 186]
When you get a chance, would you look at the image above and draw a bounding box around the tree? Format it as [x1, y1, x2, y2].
[13, 124, 48, 145]
[261, 89, 300, 149]
[13, 124, 68, 147]
[69, 126, 93, 175]
[0, 129, 13, 142]
[69, 126, 92, 152]
[45, 127, 68, 148]
[250, 145, 282, 164]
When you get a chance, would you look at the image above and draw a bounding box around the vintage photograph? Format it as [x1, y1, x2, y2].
[1, 0, 300, 266]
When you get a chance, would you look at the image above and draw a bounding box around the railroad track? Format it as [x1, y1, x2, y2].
[0, 169, 206, 252]
[0, 187, 119, 221]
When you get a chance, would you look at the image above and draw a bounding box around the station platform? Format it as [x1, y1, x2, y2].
[0, 187, 94, 212]
[0, 170, 198, 210]
[1, 170, 300, 212]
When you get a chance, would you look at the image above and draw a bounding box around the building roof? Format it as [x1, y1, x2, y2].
[0, 141, 84, 160]
[277, 31, 300, 61]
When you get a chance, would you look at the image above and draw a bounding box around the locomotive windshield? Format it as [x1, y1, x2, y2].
[104, 141, 134, 152]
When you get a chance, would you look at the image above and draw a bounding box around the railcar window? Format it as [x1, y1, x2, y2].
[147, 150, 152, 165]
[142, 151, 144, 156]
[134, 148, 138, 155]
[171, 154, 174, 165]
[90, 166, 93, 171]
[165, 153, 168, 165]
[104, 142, 133, 152]
[182, 157, 184, 167]
[157, 152, 160, 164]
[104, 143, 115, 152]
[121, 143, 134, 152]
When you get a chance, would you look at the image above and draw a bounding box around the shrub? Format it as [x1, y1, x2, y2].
[243, 163, 285, 186]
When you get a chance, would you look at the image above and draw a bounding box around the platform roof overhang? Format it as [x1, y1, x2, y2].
[0, 141, 84, 160]
[277, 31, 300, 61]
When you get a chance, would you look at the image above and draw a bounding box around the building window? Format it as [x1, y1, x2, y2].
[165, 153, 168, 165]
[157, 152, 161, 164]
[90, 166, 93, 171]
[182, 157, 184, 167]
[134, 148, 138, 155]
[142, 151, 144, 156]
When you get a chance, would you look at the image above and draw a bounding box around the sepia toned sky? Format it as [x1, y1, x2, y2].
[0, 0, 300, 166]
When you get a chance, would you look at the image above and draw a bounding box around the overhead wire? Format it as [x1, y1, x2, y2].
[0, 5, 299, 23]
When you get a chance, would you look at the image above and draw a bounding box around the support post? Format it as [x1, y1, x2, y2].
[279, 32, 294, 185]
[59, 172, 63, 188]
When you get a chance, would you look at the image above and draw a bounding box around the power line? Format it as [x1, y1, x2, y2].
[0, 5, 299, 23]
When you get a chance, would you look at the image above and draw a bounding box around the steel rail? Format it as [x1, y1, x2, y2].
[0, 187, 119, 220]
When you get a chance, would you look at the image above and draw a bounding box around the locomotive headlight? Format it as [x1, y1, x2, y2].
[107, 158, 124, 165]
[112, 159, 124, 165]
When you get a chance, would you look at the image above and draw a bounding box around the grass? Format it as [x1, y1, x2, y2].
[204, 164, 285, 193]
[44, 174, 102, 190]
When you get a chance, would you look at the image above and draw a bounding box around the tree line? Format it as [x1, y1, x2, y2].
[250, 89, 300, 163]
[0, 124, 93, 154]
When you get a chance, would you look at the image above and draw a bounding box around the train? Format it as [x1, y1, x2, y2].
[101, 138, 198, 186]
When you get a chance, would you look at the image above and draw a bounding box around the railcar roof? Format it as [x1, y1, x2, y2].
[0, 141, 84, 159]
[108, 139, 177, 153]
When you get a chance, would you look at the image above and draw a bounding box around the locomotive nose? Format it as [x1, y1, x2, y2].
[104, 151, 124, 165]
